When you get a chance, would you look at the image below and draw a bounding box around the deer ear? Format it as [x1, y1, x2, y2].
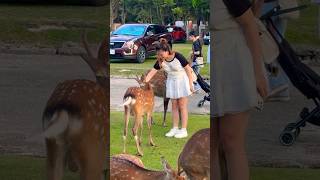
[161, 157, 172, 173]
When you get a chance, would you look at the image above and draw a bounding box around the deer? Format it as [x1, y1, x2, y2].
[112, 153, 144, 168]
[122, 75, 155, 156]
[178, 128, 210, 180]
[143, 69, 170, 127]
[110, 156, 185, 180]
[42, 33, 109, 180]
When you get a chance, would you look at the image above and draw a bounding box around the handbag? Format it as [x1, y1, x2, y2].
[255, 18, 280, 64]
[196, 57, 204, 68]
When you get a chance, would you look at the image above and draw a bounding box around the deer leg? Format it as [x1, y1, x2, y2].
[162, 97, 170, 127]
[78, 140, 105, 180]
[147, 113, 155, 146]
[46, 138, 65, 180]
[132, 115, 143, 156]
[123, 106, 130, 153]
[139, 118, 143, 146]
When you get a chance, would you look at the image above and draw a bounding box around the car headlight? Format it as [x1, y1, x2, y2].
[123, 39, 137, 49]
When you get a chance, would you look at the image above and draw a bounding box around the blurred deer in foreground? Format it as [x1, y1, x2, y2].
[178, 128, 210, 180]
[143, 69, 170, 126]
[42, 34, 109, 180]
[122, 75, 155, 156]
[111, 156, 185, 180]
[112, 153, 144, 168]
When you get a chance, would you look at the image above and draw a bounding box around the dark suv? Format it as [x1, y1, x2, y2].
[110, 24, 173, 63]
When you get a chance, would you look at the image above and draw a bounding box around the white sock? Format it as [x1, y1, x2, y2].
[181, 128, 187, 132]
[173, 127, 178, 130]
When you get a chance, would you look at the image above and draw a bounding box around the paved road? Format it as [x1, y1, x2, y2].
[0, 53, 320, 167]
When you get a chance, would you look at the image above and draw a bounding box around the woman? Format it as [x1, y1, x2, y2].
[211, 0, 268, 180]
[145, 39, 195, 138]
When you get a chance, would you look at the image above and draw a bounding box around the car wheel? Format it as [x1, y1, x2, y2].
[136, 46, 146, 63]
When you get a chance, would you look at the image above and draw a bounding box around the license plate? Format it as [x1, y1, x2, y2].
[110, 49, 115, 55]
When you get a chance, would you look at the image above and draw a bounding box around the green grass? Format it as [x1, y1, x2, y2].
[110, 111, 210, 170]
[0, 155, 78, 180]
[110, 43, 210, 78]
[286, 0, 320, 46]
[0, 4, 108, 45]
[1, 155, 320, 179]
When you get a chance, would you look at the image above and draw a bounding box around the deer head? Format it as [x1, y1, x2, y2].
[161, 157, 185, 180]
[80, 32, 109, 91]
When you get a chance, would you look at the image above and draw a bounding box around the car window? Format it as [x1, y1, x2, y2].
[155, 25, 166, 34]
[113, 25, 146, 36]
[146, 25, 156, 35]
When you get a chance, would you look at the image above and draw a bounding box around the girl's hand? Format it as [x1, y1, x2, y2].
[190, 83, 195, 93]
[255, 71, 268, 99]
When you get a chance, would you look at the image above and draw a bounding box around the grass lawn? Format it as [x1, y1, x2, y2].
[110, 43, 210, 78]
[286, 0, 320, 46]
[0, 4, 108, 45]
[110, 111, 210, 170]
[1, 155, 320, 180]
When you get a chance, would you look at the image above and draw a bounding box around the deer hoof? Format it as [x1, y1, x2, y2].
[137, 152, 144, 157]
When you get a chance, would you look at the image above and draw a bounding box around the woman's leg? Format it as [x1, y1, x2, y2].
[171, 99, 179, 128]
[177, 97, 188, 128]
[219, 111, 250, 180]
[212, 117, 222, 180]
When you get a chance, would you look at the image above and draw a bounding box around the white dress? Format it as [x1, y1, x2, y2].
[155, 52, 192, 99]
[210, 0, 260, 117]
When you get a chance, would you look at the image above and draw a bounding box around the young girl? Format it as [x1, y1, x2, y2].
[145, 39, 195, 138]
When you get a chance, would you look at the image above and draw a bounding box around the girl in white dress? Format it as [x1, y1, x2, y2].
[145, 40, 195, 138]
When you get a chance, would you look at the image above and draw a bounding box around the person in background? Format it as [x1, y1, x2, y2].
[189, 30, 203, 92]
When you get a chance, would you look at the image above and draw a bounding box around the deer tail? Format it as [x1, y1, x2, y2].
[122, 96, 136, 106]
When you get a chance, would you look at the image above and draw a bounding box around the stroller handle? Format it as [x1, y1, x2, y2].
[260, 4, 308, 20]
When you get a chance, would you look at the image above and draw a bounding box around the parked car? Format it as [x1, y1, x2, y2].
[110, 24, 173, 63]
[166, 26, 187, 42]
[203, 31, 210, 45]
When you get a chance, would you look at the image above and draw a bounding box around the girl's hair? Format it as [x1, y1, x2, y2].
[155, 38, 173, 68]
[155, 38, 172, 54]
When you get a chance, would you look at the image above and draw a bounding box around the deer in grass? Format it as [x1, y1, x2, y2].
[178, 128, 210, 180]
[122, 75, 155, 156]
[110, 156, 185, 180]
[112, 153, 144, 168]
[42, 34, 109, 180]
[143, 69, 170, 127]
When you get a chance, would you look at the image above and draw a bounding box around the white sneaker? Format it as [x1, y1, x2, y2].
[165, 128, 179, 137]
[174, 129, 188, 138]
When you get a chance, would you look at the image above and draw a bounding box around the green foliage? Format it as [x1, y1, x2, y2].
[112, 0, 209, 25]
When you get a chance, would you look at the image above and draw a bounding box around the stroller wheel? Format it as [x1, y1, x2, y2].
[279, 131, 295, 146]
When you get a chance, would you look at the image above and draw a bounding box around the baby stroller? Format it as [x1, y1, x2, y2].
[192, 64, 210, 107]
[261, 5, 319, 146]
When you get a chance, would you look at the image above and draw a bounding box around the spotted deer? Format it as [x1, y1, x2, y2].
[122, 76, 155, 156]
[178, 128, 210, 180]
[143, 69, 170, 126]
[42, 34, 109, 180]
[112, 153, 144, 168]
[110, 156, 185, 180]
